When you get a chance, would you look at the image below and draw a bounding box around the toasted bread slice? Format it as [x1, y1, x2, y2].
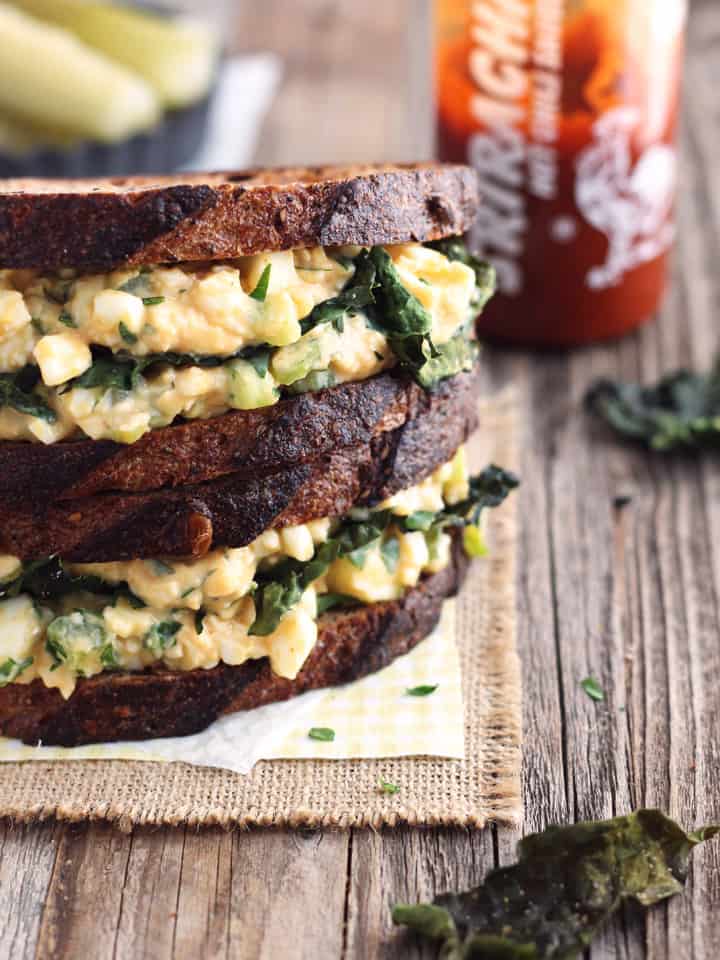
[0, 365, 479, 503]
[0, 163, 479, 270]
[0, 367, 478, 561]
[0, 537, 468, 746]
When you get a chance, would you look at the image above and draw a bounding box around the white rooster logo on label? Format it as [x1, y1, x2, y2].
[575, 107, 677, 290]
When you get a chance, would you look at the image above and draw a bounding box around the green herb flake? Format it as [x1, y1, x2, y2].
[249, 264, 272, 302]
[118, 321, 138, 345]
[0, 656, 33, 687]
[149, 559, 175, 576]
[403, 511, 436, 532]
[393, 810, 720, 959]
[45, 634, 67, 666]
[195, 610, 205, 635]
[100, 644, 119, 669]
[117, 273, 154, 297]
[142, 296, 165, 307]
[378, 778, 400, 795]
[144, 620, 182, 654]
[406, 684, 438, 697]
[380, 536, 400, 573]
[581, 676, 605, 702]
[308, 727, 335, 742]
[58, 312, 77, 328]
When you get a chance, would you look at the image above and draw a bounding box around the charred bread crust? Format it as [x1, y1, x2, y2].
[0, 537, 469, 746]
[0, 366, 479, 502]
[0, 163, 480, 270]
[0, 370, 479, 562]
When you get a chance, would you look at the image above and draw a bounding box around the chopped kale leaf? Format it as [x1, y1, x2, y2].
[0, 366, 57, 422]
[586, 365, 720, 450]
[393, 810, 719, 958]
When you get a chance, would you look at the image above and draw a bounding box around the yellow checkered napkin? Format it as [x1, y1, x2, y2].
[0, 602, 463, 774]
[273, 601, 463, 760]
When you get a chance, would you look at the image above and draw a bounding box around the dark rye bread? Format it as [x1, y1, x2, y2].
[0, 365, 479, 503]
[0, 537, 469, 746]
[0, 368, 479, 561]
[0, 163, 479, 270]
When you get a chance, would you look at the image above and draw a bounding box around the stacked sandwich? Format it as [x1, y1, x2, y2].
[0, 165, 517, 745]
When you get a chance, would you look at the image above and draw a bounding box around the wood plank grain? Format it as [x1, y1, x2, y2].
[344, 826, 496, 960]
[0, 821, 60, 960]
[223, 829, 348, 960]
[116, 827, 349, 960]
[33, 823, 132, 960]
[113, 827, 185, 960]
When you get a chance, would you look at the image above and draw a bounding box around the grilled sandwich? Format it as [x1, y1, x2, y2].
[0, 164, 517, 745]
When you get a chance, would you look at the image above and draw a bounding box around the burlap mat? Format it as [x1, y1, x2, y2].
[0, 390, 521, 829]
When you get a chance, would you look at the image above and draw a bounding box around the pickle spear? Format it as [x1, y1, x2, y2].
[15, 0, 219, 108]
[0, 4, 160, 142]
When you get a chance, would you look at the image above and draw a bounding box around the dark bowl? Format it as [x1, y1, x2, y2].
[0, 84, 216, 179]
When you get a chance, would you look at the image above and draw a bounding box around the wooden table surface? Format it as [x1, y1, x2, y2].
[3, 1, 720, 957]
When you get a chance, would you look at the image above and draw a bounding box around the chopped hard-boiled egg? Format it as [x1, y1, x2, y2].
[34, 331, 92, 385]
[0, 243, 478, 444]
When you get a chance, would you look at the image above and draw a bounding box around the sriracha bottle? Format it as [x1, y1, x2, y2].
[435, 0, 687, 346]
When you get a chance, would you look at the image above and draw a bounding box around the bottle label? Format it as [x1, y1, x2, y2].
[466, 0, 564, 296]
[575, 106, 677, 290]
[463, 0, 685, 298]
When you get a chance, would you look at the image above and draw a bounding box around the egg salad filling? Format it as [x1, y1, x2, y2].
[0, 239, 494, 444]
[0, 451, 519, 699]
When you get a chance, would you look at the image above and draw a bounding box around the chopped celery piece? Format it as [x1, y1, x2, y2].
[286, 370, 336, 395]
[463, 524, 487, 558]
[227, 359, 279, 410]
[270, 337, 322, 387]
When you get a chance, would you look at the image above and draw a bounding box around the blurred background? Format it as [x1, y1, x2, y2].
[0, 0, 693, 349]
[0, 0, 432, 177]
